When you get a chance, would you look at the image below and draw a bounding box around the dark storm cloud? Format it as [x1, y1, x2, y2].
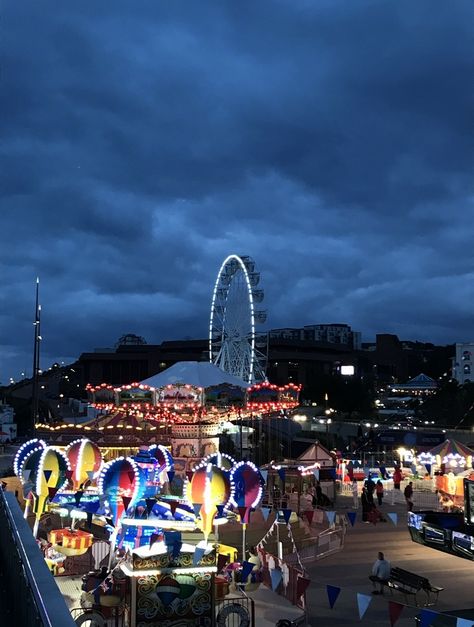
[1, 0, 473, 380]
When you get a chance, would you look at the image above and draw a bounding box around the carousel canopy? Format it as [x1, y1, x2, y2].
[428, 438, 474, 458]
[140, 361, 250, 389]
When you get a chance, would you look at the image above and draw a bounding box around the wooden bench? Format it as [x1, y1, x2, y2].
[386, 567, 444, 606]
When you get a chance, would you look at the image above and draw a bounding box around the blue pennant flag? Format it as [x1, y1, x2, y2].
[313, 469, 320, 481]
[260, 469, 268, 484]
[456, 619, 474, 627]
[281, 508, 292, 524]
[277, 468, 286, 483]
[43, 470, 52, 482]
[167, 470, 175, 483]
[216, 504, 225, 518]
[271, 569, 283, 591]
[193, 546, 205, 566]
[326, 585, 341, 609]
[420, 609, 439, 627]
[387, 513, 398, 526]
[261, 506, 271, 521]
[241, 561, 254, 583]
[325, 511, 336, 526]
[347, 512, 357, 527]
[193, 503, 202, 517]
[164, 531, 181, 552]
[357, 593, 372, 620]
[84, 500, 100, 514]
[172, 540, 182, 560]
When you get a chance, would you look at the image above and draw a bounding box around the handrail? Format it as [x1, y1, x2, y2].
[0, 489, 75, 627]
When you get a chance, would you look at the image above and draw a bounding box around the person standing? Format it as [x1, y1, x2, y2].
[404, 481, 414, 511]
[376, 480, 384, 506]
[352, 479, 359, 509]
[369, 552, 391, 594]
[393, 467, 402, 490]
[361, 487, 371, 522]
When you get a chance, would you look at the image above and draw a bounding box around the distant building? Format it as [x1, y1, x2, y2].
[0, 402, 17, 441]
[452, 343, 474, 384]
[269, 323, 361, 350]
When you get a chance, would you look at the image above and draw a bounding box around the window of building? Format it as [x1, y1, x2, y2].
[464, 365, 471, 375]
[462, 351, 471, 361]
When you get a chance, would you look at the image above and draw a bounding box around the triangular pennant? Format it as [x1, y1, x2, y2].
[238, 506, 251, 524]
[161, 471, 169, 484]
[193, 546, 206, 566]
[217, 553, 229, 571]
[241, 561, 254, 583]
[296, 576, 311, 600]
[216, 504, 225, 518]
[86, 471, 95, 481]
[186, 471, 194, 481]
[84, 500, 100, 514]
[260, 469, 268, 484]
[387, 513, 398, 526]
[457, 619, 474, 627]
[127, 471, 135, 483]
[149, 533, 161, 548]
[281, 508, 292, 524]
[326, 585, 341, 609]
[164, 531, 182, 552]
[304, 510, 314, 524]
[193, 503, 202, 517]
[48, 486, 59, 500]
[65, 470, 73, 480]
[388, 601, 404, 626]
[22, 469, 31, 481]
[167, 470, 175, 483]
[270, 569, 283, 591]
[420, 609, 439, 627]
[313, 469, 320, 481]
[172, 540, 181, 559]
[169, 500, 178, 516]
[424, 464, 431, 475]
[347, 512, 357, 527]
[261, 506, 271, 521]
[145, 498, 155, 514]
[122, 496, 132, 512]
[74, 490, 84, 506]
[105, 517, 114, 527]
[357, 593, 372, 620]
[325, 511, 336, 525]
[43, 469, 52, 482]
[86, 511, 93, 529]
[277, 468, 286, 483]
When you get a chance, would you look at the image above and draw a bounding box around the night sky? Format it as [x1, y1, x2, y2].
[1, 1, 473, 382]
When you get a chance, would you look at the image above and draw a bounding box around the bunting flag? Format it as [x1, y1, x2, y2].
[193, 546, 206, 566]
[261, 507, 271, 521]
[216, 504, 225, 518]
[388, 601, 404, 626]
[149, 533, 161, 548]
[85, 500, 100, 514]
[238, 506, 251, 524]
[420, 609, 439, 627]
[122, 496, 132, 512]
[169, 500, 178, 516]
[167, 470, 175, 483]
[43, 469, 52, 482]
[325, 511, 336, 526]
[172, 541, 181, 560]
[387, 513, 398, 526]
[127, 471, 135, 483]
[241, 561, 254, 583]
[86, 470, 96, 481]
[270, 569, 283, 591]
[347, 512, 357, 527]
[23, 469, 31, 481]
[296, 576, 311, 600]
[164, 531, 182, 553]
[217, 553, 229, 572]
[424, 464, 432, 475]
[281, 508, 292, 524]
[457, 619, 474, 627]
[1, 481, 7, 490]
[86, 511, 93, 529]
[48, 486, 59, 500]
[313, 469, 320, 481]
[186, 471, 194, 481]
[74, 490, 84, 506]
[145, 498, 156, 515]
[277, 468, 286, 483]
[326, 585, 341, 609]
[260, 469, 268, 484]
[161, 471, 169, 483]
[65, 469, 73, 481]
[357, 593, 372, 620]
[304, 510, 314, 524]
[105, 517, 114, 527]
[193, 503, 202, 517]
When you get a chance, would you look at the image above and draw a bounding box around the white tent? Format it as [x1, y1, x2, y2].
[298, 442, 335, 468]
[140, 361, 249, 389]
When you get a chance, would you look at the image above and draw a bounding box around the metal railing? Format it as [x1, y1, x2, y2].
[0, 489, 75, 627]
[284, 515, 347, 564]
[216, 593, 255, 626]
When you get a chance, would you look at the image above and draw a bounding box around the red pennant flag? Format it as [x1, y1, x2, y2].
[169, 500, 178, 516]
[389, 601, 404, 626]
[238, 506, 251, 524]
[217, 553, 229, 572]
[304, 510, 314, 524]
[65, 470, 73, 480]
[127, 471, 135, 483]
[186, 471, 194, 481]
[296, 576, 311, 600]
[48, 486, 59, 500]
[149, 533, 160, 548]
[122, 496, 132, 511]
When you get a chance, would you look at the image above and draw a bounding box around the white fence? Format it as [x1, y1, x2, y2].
[284, 514, 347, 565]
[339, 479, 441, 510]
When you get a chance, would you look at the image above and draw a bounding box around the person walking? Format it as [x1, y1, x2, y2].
[369, 552, 391, 594]
[376, 480, 384, 507]
[352, 479, 359, 509]
[404, 481, 414, 511]
[361, 487, 371, 522]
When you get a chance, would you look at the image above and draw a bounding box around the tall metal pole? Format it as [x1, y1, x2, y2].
[31, 278, 40, 434]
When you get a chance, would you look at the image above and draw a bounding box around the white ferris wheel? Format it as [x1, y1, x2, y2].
[209, 254, 268, 384]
